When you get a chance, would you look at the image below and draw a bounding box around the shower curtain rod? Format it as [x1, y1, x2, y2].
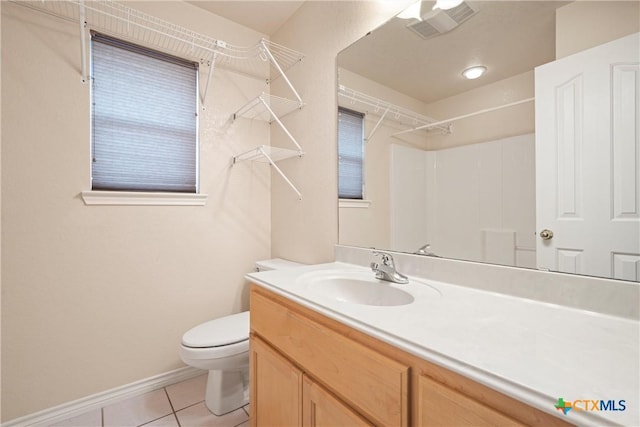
[391, 97, 535, 137]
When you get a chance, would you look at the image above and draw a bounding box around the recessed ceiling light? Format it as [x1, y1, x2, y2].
[462, 65, 486, 80]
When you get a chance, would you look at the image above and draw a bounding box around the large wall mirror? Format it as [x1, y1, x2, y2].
[337, 1, 640, 281]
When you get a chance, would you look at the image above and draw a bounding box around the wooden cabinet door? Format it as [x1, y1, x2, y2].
[302, 376, 373, 427]
[251, 288, 409, 426]
[250, 335, 302, 427]
[418, 375, 526, 427]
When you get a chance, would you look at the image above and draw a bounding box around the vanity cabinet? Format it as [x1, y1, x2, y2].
[250, 286, 408, 426]
[249, 285, 572, 427]
[251, 333, 374, 427]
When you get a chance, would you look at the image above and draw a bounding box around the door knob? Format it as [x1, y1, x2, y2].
[539, 229, 554, 240]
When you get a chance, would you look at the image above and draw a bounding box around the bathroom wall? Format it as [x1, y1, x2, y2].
[555, 1, 640, 59]
[269, 1, 412, 264]
[1, 2, 272, 421]
[423, 70, 534, 151]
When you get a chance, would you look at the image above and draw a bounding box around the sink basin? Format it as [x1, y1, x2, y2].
[301, 271, 417, 306]
[309, 277, 414, 306]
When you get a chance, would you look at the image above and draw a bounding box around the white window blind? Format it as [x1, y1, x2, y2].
[91, 33, 198, 193]
[338, 107, 364, 199]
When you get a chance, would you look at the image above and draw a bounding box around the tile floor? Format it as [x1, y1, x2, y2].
[49, 374, 249, 427]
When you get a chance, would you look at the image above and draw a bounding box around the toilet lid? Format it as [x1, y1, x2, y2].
[182, 311, 249, 348]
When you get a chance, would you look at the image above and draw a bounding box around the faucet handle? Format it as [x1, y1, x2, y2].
[372, 250, 394, 266]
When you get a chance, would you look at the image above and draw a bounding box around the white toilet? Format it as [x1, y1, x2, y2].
[179, 258, 303, 415]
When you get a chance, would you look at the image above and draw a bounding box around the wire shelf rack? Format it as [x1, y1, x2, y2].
[232, 145, 304, 200]
[12, 0, 304, 82]
[13, 0, 307, 200]
[233, 145, 303, 164]
[338, 85, 451, 140]
[234, 93, 303, 122]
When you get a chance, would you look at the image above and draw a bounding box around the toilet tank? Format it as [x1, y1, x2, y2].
[255, 258, 304, 272]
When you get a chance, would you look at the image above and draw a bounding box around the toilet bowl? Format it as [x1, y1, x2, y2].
[179, 258, 302, 415]
[180, 311, 250, 415]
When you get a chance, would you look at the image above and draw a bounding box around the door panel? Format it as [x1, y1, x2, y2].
[535, 32, 640, 280]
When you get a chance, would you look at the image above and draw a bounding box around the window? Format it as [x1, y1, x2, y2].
[90, 32, 198, 193]
[337, 107, 365, 199]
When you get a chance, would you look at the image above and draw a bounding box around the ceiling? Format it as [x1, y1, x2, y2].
[188, 1, 305, 35]
[187, 1, 567, 104]
[338, 1, 567, 103]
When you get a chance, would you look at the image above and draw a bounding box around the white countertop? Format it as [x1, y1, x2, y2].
[247, 262, 640, 427]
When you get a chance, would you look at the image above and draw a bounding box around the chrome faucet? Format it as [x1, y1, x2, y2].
[370, 251, 409, 284]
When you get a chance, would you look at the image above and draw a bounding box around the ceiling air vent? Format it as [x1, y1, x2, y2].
[407, 2, 479, 40]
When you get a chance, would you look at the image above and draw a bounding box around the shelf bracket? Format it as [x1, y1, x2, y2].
[260, 39, 302, 105]
[200, 52, 217, 109]
[365, 107, 390, 142]
[233, 146, 302, 200]
[260, 147, 302, 200]
[260, 96, 303, 151]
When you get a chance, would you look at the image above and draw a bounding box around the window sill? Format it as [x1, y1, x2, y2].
[339, 199, 372, 209]
[81, 191, 208, 206]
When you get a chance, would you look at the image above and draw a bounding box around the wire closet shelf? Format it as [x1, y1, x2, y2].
[12, 0, 304, 82]
[14, 0, 307, 200]
[338, 85, 451, 140]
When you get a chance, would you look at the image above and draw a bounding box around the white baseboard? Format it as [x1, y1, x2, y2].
[2, 366, 203, 427]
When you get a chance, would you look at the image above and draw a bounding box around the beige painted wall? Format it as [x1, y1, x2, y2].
[1, 1, 272, 421]
[424, 70, 535, 151]
[269, 1, 411, 264]
[556, 1, 640, 59]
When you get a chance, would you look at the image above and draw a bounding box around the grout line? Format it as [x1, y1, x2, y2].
[163, 387, 182, 427]
[173, 411, 182, 427]
[163, 387, 177, 413]
[175, 399, 206, 413]
[137, 413, 176, 427]
[134, 389, 175, 427]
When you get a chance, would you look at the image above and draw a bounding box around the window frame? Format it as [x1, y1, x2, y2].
[83, 32, 206, 206]
[337, 106, 366, 201]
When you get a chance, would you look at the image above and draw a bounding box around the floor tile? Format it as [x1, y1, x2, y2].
[140, 414, 179, 427]
[103, 389, 173, 427]
[165, 373, 207, 411]
[176, 402, 249, 427]
[47, 409, 102, 427]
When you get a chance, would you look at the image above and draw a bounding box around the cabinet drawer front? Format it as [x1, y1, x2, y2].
[418, 375, 526, 427]
[251, 288, 409, 427]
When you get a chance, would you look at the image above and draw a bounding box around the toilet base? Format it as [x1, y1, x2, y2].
[205, 369, 249, 416]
